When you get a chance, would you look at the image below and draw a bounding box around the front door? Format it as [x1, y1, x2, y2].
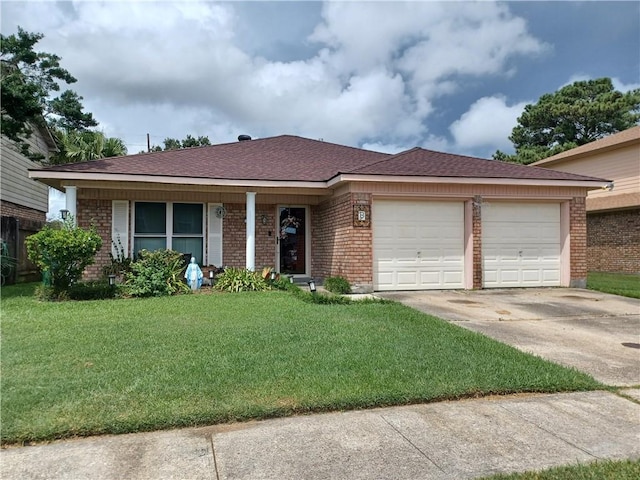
[278, 206, 306, 275]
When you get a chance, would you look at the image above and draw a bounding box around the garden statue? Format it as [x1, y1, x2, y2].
[185, 257, 203, 290]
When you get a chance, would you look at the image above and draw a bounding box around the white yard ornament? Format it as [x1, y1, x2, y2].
[185, 257, 203, 290]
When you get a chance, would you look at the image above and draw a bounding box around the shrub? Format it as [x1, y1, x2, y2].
[124, 249, 191, 297]
[25, 217, 102, 296]
[324, 276, 351, 294]
[34, 285, 68, 302]
[214, 267, 269, 292]
[68, 281, 118, 300]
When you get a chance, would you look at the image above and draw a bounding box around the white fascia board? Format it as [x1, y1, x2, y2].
[28, 171, 329, 189]
[327, 174, 610, 189]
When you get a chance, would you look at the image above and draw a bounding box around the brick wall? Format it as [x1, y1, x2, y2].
[221, 203, 278, 269]
[77, 199, 112, 279]
[312, 192, 373, 292]
[0, 200, 46, 223]
[587, 208, 640, 274]
[569, 197, 587, 287]
[472, 196, 483, 289]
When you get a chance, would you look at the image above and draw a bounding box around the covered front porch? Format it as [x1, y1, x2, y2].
[58, 180, 340, 281]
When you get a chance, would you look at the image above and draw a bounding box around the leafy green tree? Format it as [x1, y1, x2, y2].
[50, 130, 127, 164]
[1, 27, 97, 158]
[495, 78, 640, 164]
[148, 134, 211, 152]
[181, 134, 211, 148]
[26, 216, 102, 296]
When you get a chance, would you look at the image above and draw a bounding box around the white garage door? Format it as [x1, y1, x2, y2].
[373, 200, 464, 291]
[483, 203, 561, 288]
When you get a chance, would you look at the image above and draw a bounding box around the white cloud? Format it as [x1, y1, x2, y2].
[360, 142, 413, 155]
[3, 1, 547, 152]
[449, 96, 529, 152]
[611, 77, 640, 93]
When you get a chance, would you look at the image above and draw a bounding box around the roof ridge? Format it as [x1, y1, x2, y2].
[344, 146, 417, 173]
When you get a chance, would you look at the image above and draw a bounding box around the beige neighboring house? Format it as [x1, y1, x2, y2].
[532, 126, 640, 274]
[1, 124, 57, 283]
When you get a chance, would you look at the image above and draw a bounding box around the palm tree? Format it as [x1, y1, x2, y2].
[102, 136, 127, 158]
[50, 130, 127, 164]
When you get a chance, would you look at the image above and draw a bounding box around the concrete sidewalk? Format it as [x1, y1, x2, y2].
[2, 390, 639, 480]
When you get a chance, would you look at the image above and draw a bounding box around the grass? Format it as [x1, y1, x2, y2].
[482, 459, 640, 479]
[587, 271, 640, 298]
[1, 283, 601, 444]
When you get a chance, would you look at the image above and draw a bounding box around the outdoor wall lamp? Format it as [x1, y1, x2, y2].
[261, 214, 269, 225]
[108, 274, 116, 287]
[308, 279, 316, 293]
[60, 209, 70, 220]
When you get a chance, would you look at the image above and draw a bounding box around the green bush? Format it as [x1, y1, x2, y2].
[124, 249, 191, 297]
[34, 285, 68, 302]
[68, 281, 118, 300]
[25, 217, 102, 296]
[323, 276, 351, 294]
[215, 267, 269, 292]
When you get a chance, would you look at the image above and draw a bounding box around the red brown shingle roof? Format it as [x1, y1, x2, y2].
[37, 135, 388, 182]
[348, 147, 608, 182]
[34, 134, 608, 183]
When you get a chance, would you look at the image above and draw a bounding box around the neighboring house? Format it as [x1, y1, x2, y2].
[532, 126, 639, 274]
[29, 135, 607, 292]
[1, 124, 57, 283]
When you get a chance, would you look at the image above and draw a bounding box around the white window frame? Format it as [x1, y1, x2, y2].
[132, 201, 205, 262]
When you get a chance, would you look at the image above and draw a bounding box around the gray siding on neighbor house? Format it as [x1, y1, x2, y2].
[1, 129, 52, 213]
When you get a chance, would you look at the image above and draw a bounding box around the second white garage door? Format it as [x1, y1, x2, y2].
[373, 200, 464, 291]
[482, 203, 561, 288]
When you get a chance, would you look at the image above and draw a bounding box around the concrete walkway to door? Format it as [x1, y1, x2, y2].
[376, 288, 640, 387]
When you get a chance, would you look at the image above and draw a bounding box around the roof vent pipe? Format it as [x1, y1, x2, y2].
[238, 135, 252, 142]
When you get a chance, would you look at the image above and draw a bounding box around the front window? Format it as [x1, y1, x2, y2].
[133, 202, 204, 264]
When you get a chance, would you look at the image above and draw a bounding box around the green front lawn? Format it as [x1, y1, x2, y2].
[1, 284, 601, 444]
[483, 459, 640, 479]
[587, 271, 640, 298]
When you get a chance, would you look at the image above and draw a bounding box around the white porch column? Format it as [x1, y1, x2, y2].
[65, 186, 77, 225]
[246, 192, 256, 271]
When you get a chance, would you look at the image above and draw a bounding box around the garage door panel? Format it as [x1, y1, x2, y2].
[377, 271, 394, 286]
[375, 225, 394, 239]
[443, 271, 464, 285]
[483, 203, 561, 288]
[498, 270, 520, 284]
[419, 271, 441, 286]
[397, 271, 419, 286]
[522, 270, 542, 282]
[374, 200, 464, 291]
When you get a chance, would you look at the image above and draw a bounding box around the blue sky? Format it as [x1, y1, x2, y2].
[1, 1, 638, 214]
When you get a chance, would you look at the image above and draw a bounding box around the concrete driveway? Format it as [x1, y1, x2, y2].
[377, 288, 640, 387]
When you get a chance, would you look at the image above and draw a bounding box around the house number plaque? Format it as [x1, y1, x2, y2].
[353, 205, 371, 228]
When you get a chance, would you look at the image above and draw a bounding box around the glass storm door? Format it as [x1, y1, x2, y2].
[278, 207, 306, 275]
